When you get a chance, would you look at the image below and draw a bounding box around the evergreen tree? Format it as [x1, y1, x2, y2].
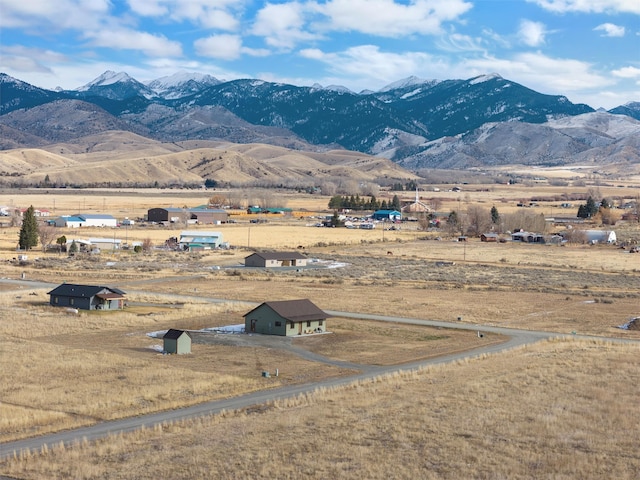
[577, 196, 598, 218]
[391, 194, 401, 211]
[491, 205, 500, 224]
[18, 206, 38, 250]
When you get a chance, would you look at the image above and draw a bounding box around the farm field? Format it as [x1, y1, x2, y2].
[1, 184, 639, 478]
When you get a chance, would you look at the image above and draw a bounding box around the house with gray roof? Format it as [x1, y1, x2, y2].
[48, 284, 126, 310]
[244, 299, 329, 336]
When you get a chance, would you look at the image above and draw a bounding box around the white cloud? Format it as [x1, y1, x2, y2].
[252, 2, 319, 49]
[300, 45, 446, 87]
[85, 29, 183, 57]
[314, 0, 473, 37]
[518, 20, 547, 46]
[464, 51, 613, 93]
[612, 66, 640, 78]
[527, 0, 640, 14]
[195, 34, 243, 60]
[1, 47, 70, 76]
[437, 33, 486, 52]
[127, 0, 242, 30]
[0, 0, 110, 30]
[594, 23, 626, 37]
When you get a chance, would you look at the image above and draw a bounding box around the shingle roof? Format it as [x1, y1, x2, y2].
[247, 252, 307, 260]
[163, 329, 191, 339]
[47, 284, 126, 298]
[244, 299, 329, 323]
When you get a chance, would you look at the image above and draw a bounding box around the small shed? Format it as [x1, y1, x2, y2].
[244, 299, 329, 336]
[244, 251, 308, 268]
[163, 329, 192, 354]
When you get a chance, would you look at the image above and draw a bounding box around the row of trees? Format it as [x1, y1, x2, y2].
[328, 194, 402, 211]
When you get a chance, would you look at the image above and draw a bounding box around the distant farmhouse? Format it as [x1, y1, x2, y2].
[244, 252, 308, 268]
[244, 299, 329, 336]
[179, 231, 223, 251]
[48, 284, 126, 311]
[53, 214, 117, 228]
[147, 207, 228, 224]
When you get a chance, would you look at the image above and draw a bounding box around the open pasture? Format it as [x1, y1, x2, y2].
[3, 339, 639, 479]
[1, 184, 639, 478]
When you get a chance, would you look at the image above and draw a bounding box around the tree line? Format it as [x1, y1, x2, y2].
[328, 194, 401, 211]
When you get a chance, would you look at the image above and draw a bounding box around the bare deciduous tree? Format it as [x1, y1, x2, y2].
[38, 224, 57, 252]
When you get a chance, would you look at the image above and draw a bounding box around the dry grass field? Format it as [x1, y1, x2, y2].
[3, 339, 639, 479]
[1, 184, 639, 478]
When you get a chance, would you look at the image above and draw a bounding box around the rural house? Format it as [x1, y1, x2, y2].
[179, 231, 223, 251]
[48, 284, 126, 311]
[244, 252, 308, 268]
[244, 299, 329, 336]
[480, 233, 499, 242]
[163, 329, 192, 354]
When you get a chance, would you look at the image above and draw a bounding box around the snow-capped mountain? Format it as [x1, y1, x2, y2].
[609, 101, 640, 121]
[2, 70, 639, 170]
[146, 72, 221, 100]
[74, 71, 157, 100]
[378, 75, 440, 92]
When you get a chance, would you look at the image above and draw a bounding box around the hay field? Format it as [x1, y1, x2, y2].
[4, 339, 639, 479]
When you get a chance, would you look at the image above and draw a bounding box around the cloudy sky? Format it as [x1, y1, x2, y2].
[1, 0, 638, 109]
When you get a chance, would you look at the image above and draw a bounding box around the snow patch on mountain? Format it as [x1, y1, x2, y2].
[76, 71, 133, 91]
[379, 76, 437, 92]
[146, 71, 220, 98]
[546, 111, 640, 138]
[469, 73, 503, 85]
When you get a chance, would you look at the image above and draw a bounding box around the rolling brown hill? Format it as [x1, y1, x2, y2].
[0, 131, 418, 187]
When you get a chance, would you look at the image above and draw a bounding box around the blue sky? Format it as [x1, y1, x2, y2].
[1, 0, 638, 109]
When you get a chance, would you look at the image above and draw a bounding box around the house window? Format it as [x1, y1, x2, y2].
[54, 297, 59, 304]
[70, 298, 74, 305]
[275, 321, 282, 327]
[290, 322, 295, 329]
[307, 321, 311, 327]
[319, 320, 323, 326]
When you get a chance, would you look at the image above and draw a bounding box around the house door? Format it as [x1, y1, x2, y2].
[298, 322, 303, 335]
[250, 319, 257, 332]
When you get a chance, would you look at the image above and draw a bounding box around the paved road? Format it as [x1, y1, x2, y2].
[1, 278, 637, 461]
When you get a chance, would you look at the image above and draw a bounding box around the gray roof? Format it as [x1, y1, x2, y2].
[47, 284, 126, 298]
[244, 299, 329, 323]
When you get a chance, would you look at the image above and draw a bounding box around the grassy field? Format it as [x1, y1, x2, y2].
[1, 185, 639, 478]
[3, 339, 639, 479]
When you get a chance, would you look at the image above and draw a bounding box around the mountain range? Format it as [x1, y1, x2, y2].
[1, 71, 639, 184]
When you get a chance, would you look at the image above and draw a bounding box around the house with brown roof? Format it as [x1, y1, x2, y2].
[243, 299, 329, 336]
[244, 251, 308, 268]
